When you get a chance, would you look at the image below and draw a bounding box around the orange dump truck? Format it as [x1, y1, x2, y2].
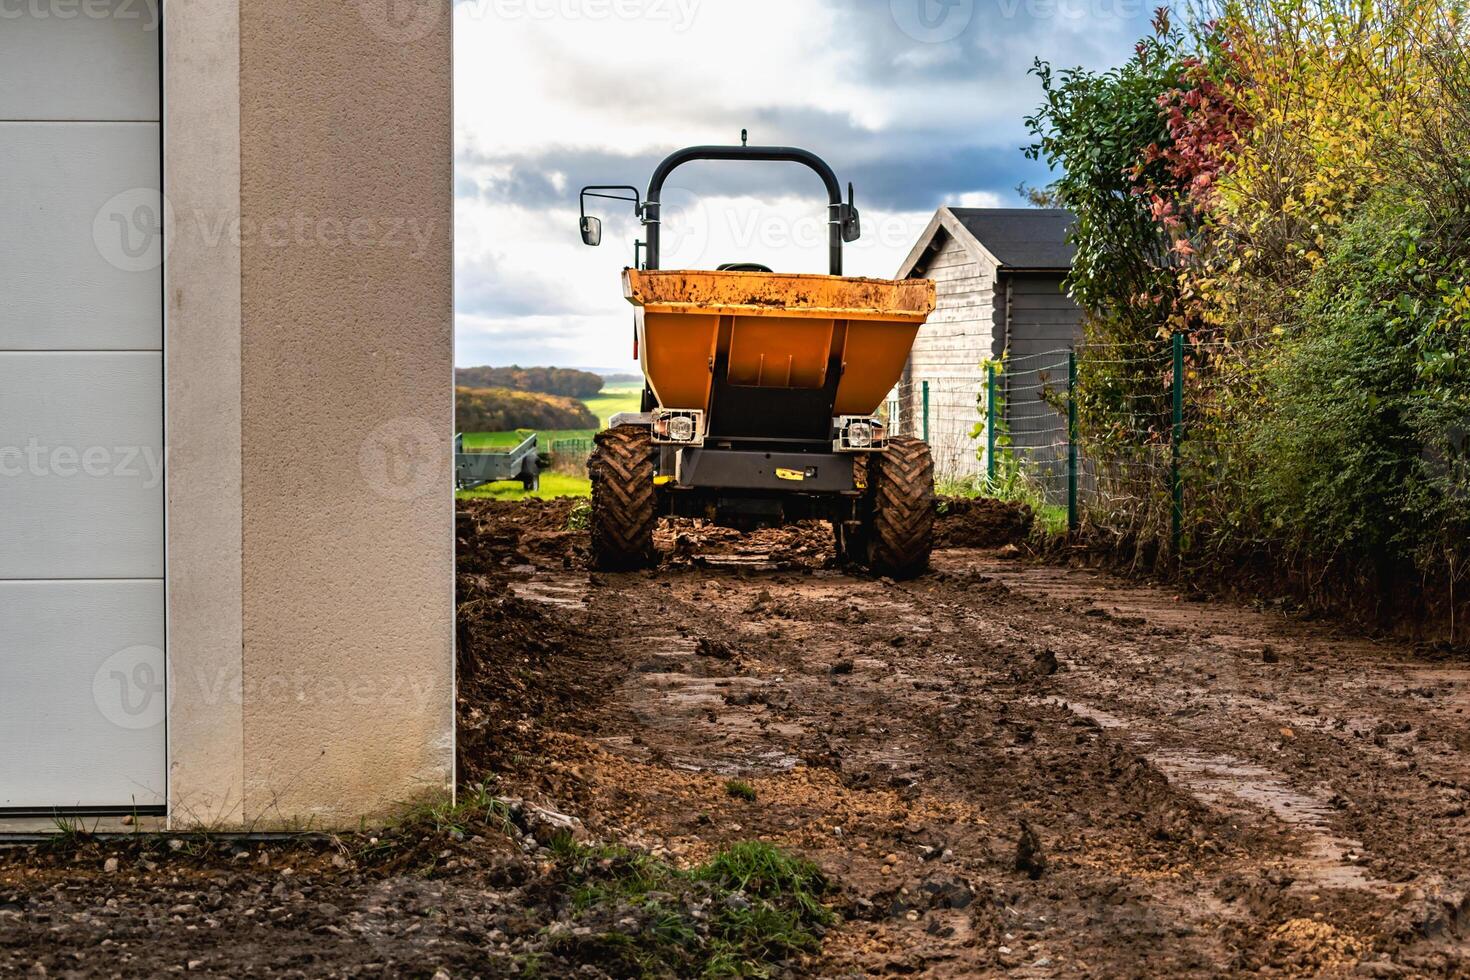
[578, 143, 937, 577]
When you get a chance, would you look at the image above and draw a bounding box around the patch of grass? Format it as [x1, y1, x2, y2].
[548, 839, 832, 978]
[695, 841, 833, 926]
[419, 782, 514, 837]
[354, 782, 515, 866]
[724, 779, 757, 803]
[455, 472, 592, 502]
[460, 429, 596, 452]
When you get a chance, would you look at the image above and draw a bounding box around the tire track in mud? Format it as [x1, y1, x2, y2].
[514, 564, 1264, 972]
[493, 511, 1470, 976]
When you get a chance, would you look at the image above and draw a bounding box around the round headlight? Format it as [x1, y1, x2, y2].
[847, 422, 874, 449]
[668, 415, 696, 442]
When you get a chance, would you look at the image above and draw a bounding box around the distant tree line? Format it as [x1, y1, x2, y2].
[454, 365, 604, 399]
[455, 387, 598, 433]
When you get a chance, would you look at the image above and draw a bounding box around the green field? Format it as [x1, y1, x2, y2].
[579, 383, 643, 426]
[454, 382, 643, 500]
[454, 471, 591, 502]
[458, 382, 643, 453]
[459, 429, 594, 451]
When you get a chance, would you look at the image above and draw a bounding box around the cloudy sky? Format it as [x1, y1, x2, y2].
[454, 0, 1157, 370]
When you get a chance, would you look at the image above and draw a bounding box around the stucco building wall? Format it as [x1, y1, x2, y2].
[164, 0, 455, 829]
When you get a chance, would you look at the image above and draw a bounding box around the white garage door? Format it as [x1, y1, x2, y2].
[0, 4, 165, 812]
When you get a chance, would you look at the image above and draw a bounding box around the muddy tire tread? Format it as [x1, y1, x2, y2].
[589, 425, 658, 570]
[866, 437, 934, 579]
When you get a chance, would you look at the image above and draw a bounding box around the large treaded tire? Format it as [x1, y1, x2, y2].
[865, 437, 934, 579]
[588, 424, 658, 570]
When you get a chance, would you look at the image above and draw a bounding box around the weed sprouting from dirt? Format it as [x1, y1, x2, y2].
[724, 779, 758, 803]
[414, 781, 515, 838]
[40, 815, 96, 855]
[566, 500, 592, 531]
[546, 838, 833, 977]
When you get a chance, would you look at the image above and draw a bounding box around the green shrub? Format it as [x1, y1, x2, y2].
[1244, 197, 1468, 602]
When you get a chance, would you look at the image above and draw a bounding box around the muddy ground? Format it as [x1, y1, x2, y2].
[5, 498, 1470, 977]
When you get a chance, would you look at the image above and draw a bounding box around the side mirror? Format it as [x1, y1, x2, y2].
[580, 216, 602, 247]
[840, 182, 861, 243]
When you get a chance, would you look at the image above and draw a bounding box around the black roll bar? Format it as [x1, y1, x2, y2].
[642, 145, 857, 275]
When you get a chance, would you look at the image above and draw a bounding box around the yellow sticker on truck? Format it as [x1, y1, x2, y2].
[775, 467, 806, 482]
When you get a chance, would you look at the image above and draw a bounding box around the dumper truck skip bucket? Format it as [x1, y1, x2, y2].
[578, 142, 938, 577]
[626, 269, 933, 422]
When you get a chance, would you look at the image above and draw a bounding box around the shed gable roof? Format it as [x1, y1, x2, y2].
[897, 207, 1076, 279]
[950, 208, 1076, 270]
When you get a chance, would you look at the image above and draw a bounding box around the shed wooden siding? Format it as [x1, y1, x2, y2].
[1001, 273, 1077, 493]
[899, 230, 998, 480]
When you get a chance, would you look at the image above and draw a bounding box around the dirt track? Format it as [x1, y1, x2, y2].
[5, 499, 1470, 977]
[459, 499, 1470, 976]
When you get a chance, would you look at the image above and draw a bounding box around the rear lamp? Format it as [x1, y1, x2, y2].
[833, 415, 887, 452]
[652, 409, 704, 445]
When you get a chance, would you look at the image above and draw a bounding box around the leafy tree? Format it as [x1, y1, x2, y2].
[455, 366, 605, 399]
[1025, 8, 1192, 345]
[455, 387, 598, 432]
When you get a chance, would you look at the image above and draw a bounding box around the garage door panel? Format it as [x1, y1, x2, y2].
[0, 352, 164, 579]
[0, 580, 165, 810]
[0, 122, 162, 351]
[0, 2, 160, 122]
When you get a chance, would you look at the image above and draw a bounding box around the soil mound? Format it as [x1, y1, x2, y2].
[935, 497, 1033, 548]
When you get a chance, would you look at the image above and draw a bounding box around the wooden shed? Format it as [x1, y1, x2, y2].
[893, 207, 1081, 482]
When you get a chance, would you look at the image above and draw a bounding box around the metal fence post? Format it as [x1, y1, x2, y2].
[1171, 333, 1185, 559]
[1067, 350, 1078, 531]
[922, 380, 930, 443]
[986, 363, 998, 482]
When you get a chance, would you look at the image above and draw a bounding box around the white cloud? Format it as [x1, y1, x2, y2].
[949, 190, 1008, 209]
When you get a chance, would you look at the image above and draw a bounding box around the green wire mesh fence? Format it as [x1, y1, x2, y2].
[895, 334, 1259, 555]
